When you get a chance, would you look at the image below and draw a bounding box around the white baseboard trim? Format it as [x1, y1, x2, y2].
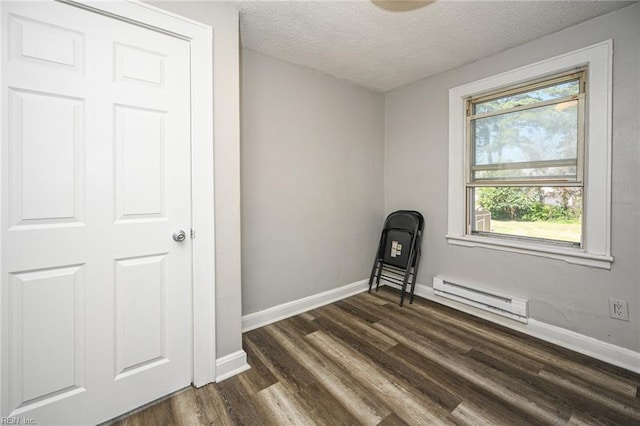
[526, 319, 640, 374]
[412, 283, 640, 374]
[242, 279, 370, 333]
[215, 350, 251, 382]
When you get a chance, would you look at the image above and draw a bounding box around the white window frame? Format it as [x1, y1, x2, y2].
[447, 41, 613, 269]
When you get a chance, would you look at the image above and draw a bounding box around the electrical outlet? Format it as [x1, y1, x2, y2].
[609, 299, 629, 321]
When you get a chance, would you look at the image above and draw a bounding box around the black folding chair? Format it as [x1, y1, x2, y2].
[368, 210, 424, 306]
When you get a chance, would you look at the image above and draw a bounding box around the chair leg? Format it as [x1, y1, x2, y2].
[408, 271, 416, 304]
[399, 274, 409, 307]
[368, 260, 379, 293]
[400, 262, 411, 307]
[409, 250, 422, 304]
[369, 233, 386, 293]
[399, 252, 416, 307]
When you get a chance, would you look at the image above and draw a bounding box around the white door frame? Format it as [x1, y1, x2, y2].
[0, 0, 217, 393]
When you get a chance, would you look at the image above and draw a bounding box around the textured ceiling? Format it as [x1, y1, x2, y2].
[222, 0, 634, 92]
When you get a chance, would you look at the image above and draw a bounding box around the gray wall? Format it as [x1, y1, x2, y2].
[241, 49, 385, 315]
[385, 4, 640, 351]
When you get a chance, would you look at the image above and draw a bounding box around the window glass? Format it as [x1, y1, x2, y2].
[473, 166, 577, 181]
[473, 80, 580, 114]
[470, 187, 582, 246]
[472, 101, 579, 168]
[466, 72, 585, 247]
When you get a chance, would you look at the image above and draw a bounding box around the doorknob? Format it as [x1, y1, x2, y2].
[172, 230, 186, 242]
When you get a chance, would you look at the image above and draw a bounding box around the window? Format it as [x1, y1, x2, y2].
[467, 71, 585, 248]
[447, 41, 613, 269]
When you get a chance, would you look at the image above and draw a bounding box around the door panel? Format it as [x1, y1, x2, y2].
[8, 265, 85, 411]
[115, 254, 168, 378]
[1, 2, 193, 424]
[7, 12, 85, 72]
[115, 42, 166, 87]
[114, 105, 166, 221]
[8, 89, 85, 228]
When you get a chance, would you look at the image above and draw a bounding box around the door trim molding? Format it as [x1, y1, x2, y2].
[63, 0, 217, 386]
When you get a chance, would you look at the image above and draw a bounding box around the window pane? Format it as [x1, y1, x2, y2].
[473, 101, 578, 168]
[474, 80, 579, 114]
[471, 186, 582, 246]
[473, 165, 576, 181]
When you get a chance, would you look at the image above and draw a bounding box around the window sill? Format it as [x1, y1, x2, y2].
[445, 234, 613, 270]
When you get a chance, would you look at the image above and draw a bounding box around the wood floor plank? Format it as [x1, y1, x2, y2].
[466, 348, 640, 425]
[334, 299, 384, 324]
[305, 330, 456, 425]
[255, 382, 318, 425]
[215, 377, 267, 425]
[376, 413, 409, 426]
[215, 375, 255, 404]
[567, 412, 621, 426]
[345, 294, 474, 354]
[361, 295, 547, 375]
[315, 303, 398, 351]
[379, 289, 640, 399]
[245, 327, 363, 426]
[168, 388, 206, 426]
[387, 343, 543, 425]
[108, 392, 184, 426]
[267, 321, 392, 425]
[298, 311, 317, 322]
[193, 385, 234, 426]
[238, 335, 279, 395]
[140, 398, 178, 426]
[312, 315, 463, 413]
[372, 320, 570, 424]
[273, 311, 320, 336]
[364, 290, 389, 306]
[449, 401, 523, 426]
[110, 287, 640, 426]
[538, 367, 640, 421]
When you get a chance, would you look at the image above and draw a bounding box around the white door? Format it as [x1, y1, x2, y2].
[1, 2, 193, 424]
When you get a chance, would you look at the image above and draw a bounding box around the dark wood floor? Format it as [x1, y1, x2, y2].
[111, 287, 640, 425]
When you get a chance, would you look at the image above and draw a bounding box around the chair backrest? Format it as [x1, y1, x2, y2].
[383, 210, 424, 233]
[378, 210, 424, 268]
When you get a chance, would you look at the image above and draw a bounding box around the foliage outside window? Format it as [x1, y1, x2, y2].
[466, 71, 585, 247]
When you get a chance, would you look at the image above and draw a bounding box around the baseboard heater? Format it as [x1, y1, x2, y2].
[433, 277, 529, 323]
